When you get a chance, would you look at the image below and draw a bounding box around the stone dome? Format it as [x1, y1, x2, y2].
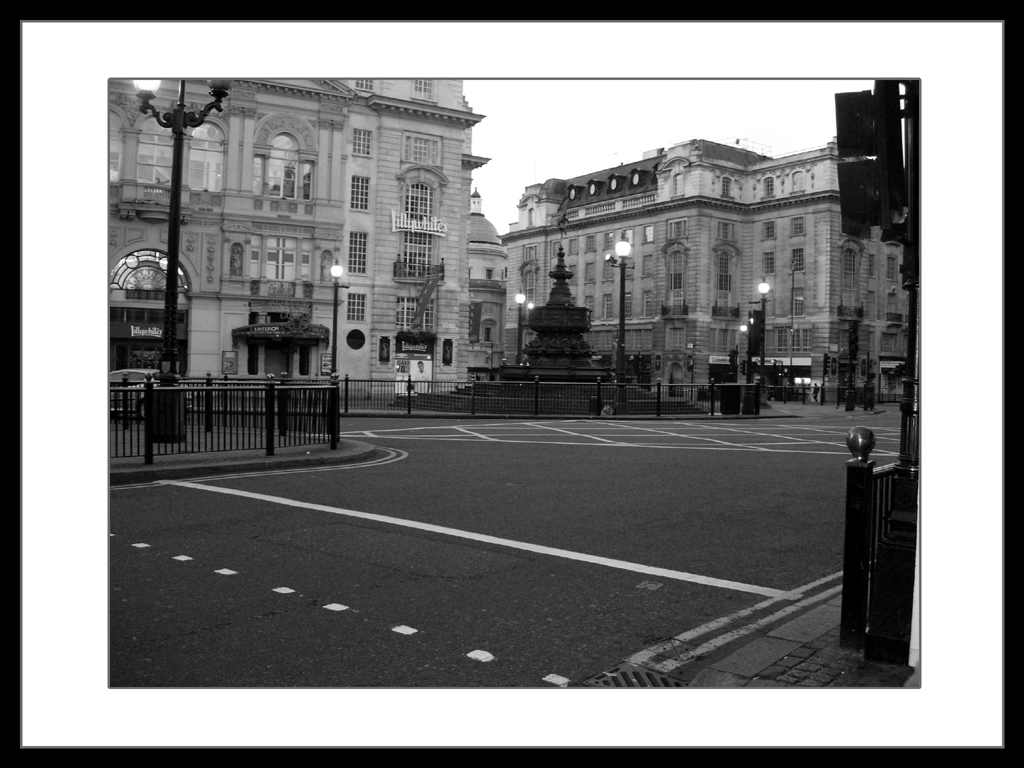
[469, 212, 502, 245]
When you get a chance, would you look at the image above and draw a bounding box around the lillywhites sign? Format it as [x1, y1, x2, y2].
[131, 325, 162, 338]
[391, 211, 448, 237]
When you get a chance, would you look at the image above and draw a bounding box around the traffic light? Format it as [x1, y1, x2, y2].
[740, 360, 748, 376]
[831, 357, 838, 377]
[848, 321, 860, 361]
[860, 358, 867, 377]
[835, 80, 908, 239]
[823, 353, 831, 378]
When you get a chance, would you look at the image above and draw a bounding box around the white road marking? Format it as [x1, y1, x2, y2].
[172, 555, 193, 561]
[392, 625, 418, 634]
[214, 568, 238, 575]
[543, 673, 570, 687]
[467, 650, 495, 662]
[156, 480, 790, 598]
[323, 603, 348, 611]
[131, 543, 150, 548]
[626, 571, 843, 666]
[272, 587, 295, 594]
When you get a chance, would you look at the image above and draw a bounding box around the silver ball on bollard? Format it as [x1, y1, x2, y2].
[846, 426, 876, 463]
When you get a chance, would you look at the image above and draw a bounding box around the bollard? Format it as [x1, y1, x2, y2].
[344, 374, 350, 414]
[840, 426, 876, 651]
[329, 373, 340, 450]
[265, 375, 276, 456]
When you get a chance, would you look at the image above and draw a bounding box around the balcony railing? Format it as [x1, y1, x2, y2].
[886, 312, 904, 323]
[712, 304, 740, 318]
[393, 261, 445, 280]
[661, 303, 689, 317]
[838, 304, 865, 318]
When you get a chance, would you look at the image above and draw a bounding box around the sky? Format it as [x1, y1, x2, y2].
[463, 78, 873, 234]
[22, 21, 1003, 749]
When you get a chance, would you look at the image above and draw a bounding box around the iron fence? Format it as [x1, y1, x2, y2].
[109, 376, 776, 462]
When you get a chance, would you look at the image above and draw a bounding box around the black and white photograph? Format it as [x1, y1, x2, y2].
[23, 20, 1002, 749]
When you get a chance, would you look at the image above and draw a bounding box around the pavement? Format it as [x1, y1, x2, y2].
[109, 398, 918, 688]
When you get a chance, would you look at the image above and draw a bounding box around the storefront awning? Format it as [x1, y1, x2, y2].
[232, 322, 330, 345]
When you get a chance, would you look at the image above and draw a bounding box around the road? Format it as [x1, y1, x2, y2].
[109, 412, 903, 687]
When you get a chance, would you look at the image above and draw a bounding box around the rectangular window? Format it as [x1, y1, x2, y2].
[585, 234, 596, 252]
[603, 294, 613, 319]
[351, 176, 370, 210]
[404, 135, 440, 165]
[717, 256, 732, 293]
[621, 229, 633, 245]
[791, 216, 805, 236]
[643, 225, 655, 243]
[353, 129, 372, 156]
[763, 220, 775, 239]
[485, 268, 494, 280]
[792, 248, 805, 272]
[396, 297, 435, 330]
[524, 245, 537, 263]
[668, 327, 684, 351]
[604, 232, 614, 249]
[585, 296, 594, 314]
[568, 238, 578, 255]
[300, 240, 311, 281]
[763, 177, 775, 197]
[868, 253, 875, 276]
[249, 235, 262, 279]
[402, 231, 432, 268]
[763, 251, 775, 275]
[265, 237, 296, 280]
[348, 232, 368, 274]
[355, 79, 374, 90]
[721, 177, 732, 197]
[642, 290, 653, 317]
[585, 261, 595, 283]
[642, 254, 652, 277]
[717, 221, 734, 240]
[794, 286, 804, 316]
[668, 219, 687, 240]
[414, 79, 434, 100]
[881, 333, 896, 353]
[668, 252, 684, 303]
[347, 293, 366, 322]
[887, 255, 898, 281]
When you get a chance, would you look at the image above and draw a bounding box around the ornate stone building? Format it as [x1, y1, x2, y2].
[108, 78, 487, 380]
[465, 190, 508, 377]
[502, 138, 909, 397]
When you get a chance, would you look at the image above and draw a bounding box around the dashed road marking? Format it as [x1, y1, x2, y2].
[467, 650, 495, 662]
[323, 603, 348, 611]
[214, 568, 238, 575]
[131, 543, 150, 548]
[172, 555, 193, 561]
[543, 673, 570, 687]
[272, 587, 295, 594]
[392, 625, 418, 634]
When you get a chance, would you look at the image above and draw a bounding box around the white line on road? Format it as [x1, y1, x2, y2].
[156, 479, 791, 598]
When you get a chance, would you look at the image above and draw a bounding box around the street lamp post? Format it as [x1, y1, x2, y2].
[133, 79, 230, 440]
[330, 263, 348, 375]
[605, 237, 633, 413]
[757, 279, 771, 388]
[515, 293, 526, 365]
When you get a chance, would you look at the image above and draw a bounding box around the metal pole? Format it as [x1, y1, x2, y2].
[516, 306, 524, 366]
[617, 262, 626, 383]
[331, 279, 340, 374]
[159, 80, 187, 385]
[759, 295, 767, 386]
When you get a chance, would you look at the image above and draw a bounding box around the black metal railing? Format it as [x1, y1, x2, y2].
[661, 302, 689, 317]
[111, 377, 769, 462]
[110, 375, 340, 463]
[393, 261, 445, 280]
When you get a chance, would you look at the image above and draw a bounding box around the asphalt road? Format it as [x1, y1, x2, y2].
[109, 412, 903, 688]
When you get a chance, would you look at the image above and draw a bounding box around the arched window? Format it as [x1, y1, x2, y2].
[137, 117, 173, 185]
[253, 134, 313, 200]
[792, 170, 806, 192]
[188, 123, 224, 192]
[667, 250, 685, 308]
[716, 252, 733, 306]
[523, 268, 536, 304]
[763, 176, 775, 197]
[110, 250, 191, 294]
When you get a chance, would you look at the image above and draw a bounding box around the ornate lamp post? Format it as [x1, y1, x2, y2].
[133, 79, 230, 440]
[330, 263, 348, 375]
[605, 236, 633, 412]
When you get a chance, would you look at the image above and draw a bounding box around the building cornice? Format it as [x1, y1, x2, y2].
[500, 191, 839, 243]
[366, 95, 484, 128]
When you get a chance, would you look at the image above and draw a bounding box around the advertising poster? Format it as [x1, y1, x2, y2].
[394, 336, 434, 395]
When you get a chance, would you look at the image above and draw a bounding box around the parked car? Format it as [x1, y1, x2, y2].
[109, 369, 156, 421]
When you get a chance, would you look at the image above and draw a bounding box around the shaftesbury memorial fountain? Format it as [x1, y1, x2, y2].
[500, 244, 612, 384]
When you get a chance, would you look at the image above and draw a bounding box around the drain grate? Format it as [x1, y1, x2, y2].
[584, 662, 687, 688]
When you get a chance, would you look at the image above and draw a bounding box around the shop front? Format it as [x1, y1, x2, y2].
[231, 314, 330, 378]
[109, 307, 188, 375]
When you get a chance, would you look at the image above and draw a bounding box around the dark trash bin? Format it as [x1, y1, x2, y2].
[719, 386, 741, 415]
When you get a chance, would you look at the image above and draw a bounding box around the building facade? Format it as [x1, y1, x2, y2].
[466, 190, 509, 377]
[108, 78, 487, 381]
[502, 138, 909, 397]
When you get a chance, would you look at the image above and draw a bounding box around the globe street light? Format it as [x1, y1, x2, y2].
[133, 79, 230, 441]
[330, 263, 348, 375]
[515, 293, 526, 365]
[757, 279, 771, 387]
[605, 236, 633, 383]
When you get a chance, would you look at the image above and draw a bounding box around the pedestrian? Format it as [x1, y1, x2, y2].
[812, 383, 820, 402]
